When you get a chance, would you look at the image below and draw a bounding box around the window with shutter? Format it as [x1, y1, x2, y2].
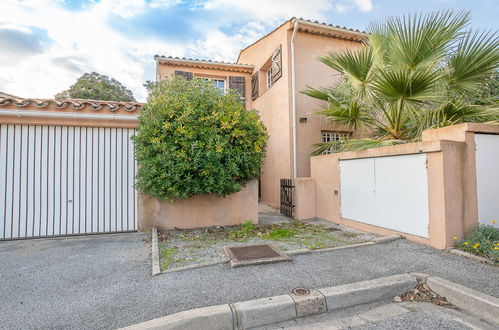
[229, 76, 246, 100]
[251, 73, 259, 101]
[174, 70, 193, 80]
[271, 45, 282, 83]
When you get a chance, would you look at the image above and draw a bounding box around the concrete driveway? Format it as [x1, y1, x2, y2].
[1, 233, 498, 329]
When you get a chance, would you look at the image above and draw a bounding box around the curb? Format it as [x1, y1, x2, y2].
[449, 248, 498, 267]
[371, 234, 402, 244]
[426, 276, 499, 325]
[151, 228, 161, 276]
[120, 274, 417, 329]
[286, 242, 376, 256]
[162, 259, 229, 274]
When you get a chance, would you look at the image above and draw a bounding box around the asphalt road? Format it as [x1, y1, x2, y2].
[1, 233, 498, 329]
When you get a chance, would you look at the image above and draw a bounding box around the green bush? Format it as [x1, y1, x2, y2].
[133, 76, 268, 200]
[456, 222, 499, 264]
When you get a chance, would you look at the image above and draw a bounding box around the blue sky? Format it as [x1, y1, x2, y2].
[0, 0, 497, 101]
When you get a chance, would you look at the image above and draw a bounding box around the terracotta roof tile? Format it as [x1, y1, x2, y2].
[0, 96, 143, 112]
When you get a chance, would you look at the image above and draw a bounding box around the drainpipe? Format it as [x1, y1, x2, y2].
[290, 20, 299, 180]
[0, 109, 138, 121]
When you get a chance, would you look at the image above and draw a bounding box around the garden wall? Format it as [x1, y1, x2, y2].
[138, 180, 258, 230]
[294, 123, 499, 250]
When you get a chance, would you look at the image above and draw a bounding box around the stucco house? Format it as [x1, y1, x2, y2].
[155, 18, 365, 208]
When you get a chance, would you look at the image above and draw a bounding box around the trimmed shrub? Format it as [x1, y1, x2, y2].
[133, 76, 268, 200]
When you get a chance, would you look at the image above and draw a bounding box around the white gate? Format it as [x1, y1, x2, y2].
[340, 153, 429, 237]
[475, 134, 499, 229]
[0, 124, 137, 239]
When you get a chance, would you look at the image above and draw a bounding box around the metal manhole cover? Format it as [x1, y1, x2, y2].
[292, 288, 310, 296]
[224, 243, 291, 268]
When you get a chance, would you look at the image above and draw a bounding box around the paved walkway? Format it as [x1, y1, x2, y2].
[1, 232, 498, 329]
[259, 301, 496, 330]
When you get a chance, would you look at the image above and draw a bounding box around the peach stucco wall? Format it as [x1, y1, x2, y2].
[238, 22, 293, 207]
[138, 180, 258, 230]
[300, 123, 499, 250]
[294, 31, 362, 178]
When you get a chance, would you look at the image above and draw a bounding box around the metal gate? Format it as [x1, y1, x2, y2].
[280, 178, 294, 218]
[0, 124, 137, 240]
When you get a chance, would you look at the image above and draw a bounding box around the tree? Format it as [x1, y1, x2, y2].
[132, 76, 268, 200]
[55, 72, 136, 102]
[304, 10, 499, 154]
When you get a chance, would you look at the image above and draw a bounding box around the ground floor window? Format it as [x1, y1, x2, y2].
[321, 131, 350, 154]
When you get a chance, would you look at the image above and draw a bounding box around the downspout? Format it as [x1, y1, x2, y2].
[290, 20, 299, 180]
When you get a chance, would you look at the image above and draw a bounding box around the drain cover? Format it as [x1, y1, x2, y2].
[224, 243, 291, 268]
[292, 288, 311, 296]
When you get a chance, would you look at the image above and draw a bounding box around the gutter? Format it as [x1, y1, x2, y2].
[290, 20, 299, 179]
[0, 109, 138, 121]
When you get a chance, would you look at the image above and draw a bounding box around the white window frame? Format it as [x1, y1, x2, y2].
[266, 67, 273, 89]
[201, 77, 226, 94]
[321, 131, 350, 154]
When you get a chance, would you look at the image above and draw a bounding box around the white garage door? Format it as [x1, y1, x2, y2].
[475, 134, 499, 229]
[0, 124, 137, 240]
[340, 153, 429, 238]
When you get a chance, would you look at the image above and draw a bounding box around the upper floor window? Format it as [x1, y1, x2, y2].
[321, 131, 350, 154]
[266, 67, 273, 89]
[202, 78, 225, 94]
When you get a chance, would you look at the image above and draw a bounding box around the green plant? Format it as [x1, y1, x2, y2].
[228, 220, 257, 239]
[456, 222, 499, 263]
[263, 227, 294, 239]
[159, 245, 177, 269]
[133, 76, 268, 200]
[304, 10, 499, 154]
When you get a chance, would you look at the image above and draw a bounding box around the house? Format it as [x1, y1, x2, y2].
[155, 18, 365, 208]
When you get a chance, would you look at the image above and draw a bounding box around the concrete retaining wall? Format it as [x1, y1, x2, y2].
[138, 180, 259, 230]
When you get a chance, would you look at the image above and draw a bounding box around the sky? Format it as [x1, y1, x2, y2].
[0, 0, 497, 102]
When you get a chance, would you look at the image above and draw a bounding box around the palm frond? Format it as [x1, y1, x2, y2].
[383, 10, 470, 69]
[320, 48, 373, 93]
[310, 140, 344, 156]
[342, 138, 405, 151]
[447, 30, 499, 93]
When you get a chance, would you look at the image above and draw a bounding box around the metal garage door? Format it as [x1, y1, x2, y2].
[340, 153, 429, 238]
[0, 124, 137, 239]
[475, 133, 499, 229]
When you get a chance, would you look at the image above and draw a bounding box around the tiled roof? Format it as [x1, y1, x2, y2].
[155, 55, 253, 67]
[296, 18, 366, 34]
[0, 96, 143, 112]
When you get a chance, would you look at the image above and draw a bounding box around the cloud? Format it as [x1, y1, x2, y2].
[353, 0, 373, 12]
[0, 0, 374, 101]
[0, 26, 50, 64]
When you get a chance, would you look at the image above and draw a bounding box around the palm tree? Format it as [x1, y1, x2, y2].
[304, 10, 499, 155]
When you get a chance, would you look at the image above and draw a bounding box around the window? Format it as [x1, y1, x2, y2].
[321, 131, 350, 154]
[266, 67, 273, 88]
[202, 78, 225, 94]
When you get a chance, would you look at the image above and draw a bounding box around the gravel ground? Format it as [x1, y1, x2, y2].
[157, 221, 373, 270]
[1, 233, 498, 329]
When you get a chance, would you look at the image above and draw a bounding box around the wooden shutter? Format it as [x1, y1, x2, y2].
[174, 70, 193, 81]
[251, 73, 259, 101]
[229, 76, 246, 100]
[271, 45, 282, 83]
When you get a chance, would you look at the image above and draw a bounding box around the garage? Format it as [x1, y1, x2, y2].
[0, 123, 137, 240]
